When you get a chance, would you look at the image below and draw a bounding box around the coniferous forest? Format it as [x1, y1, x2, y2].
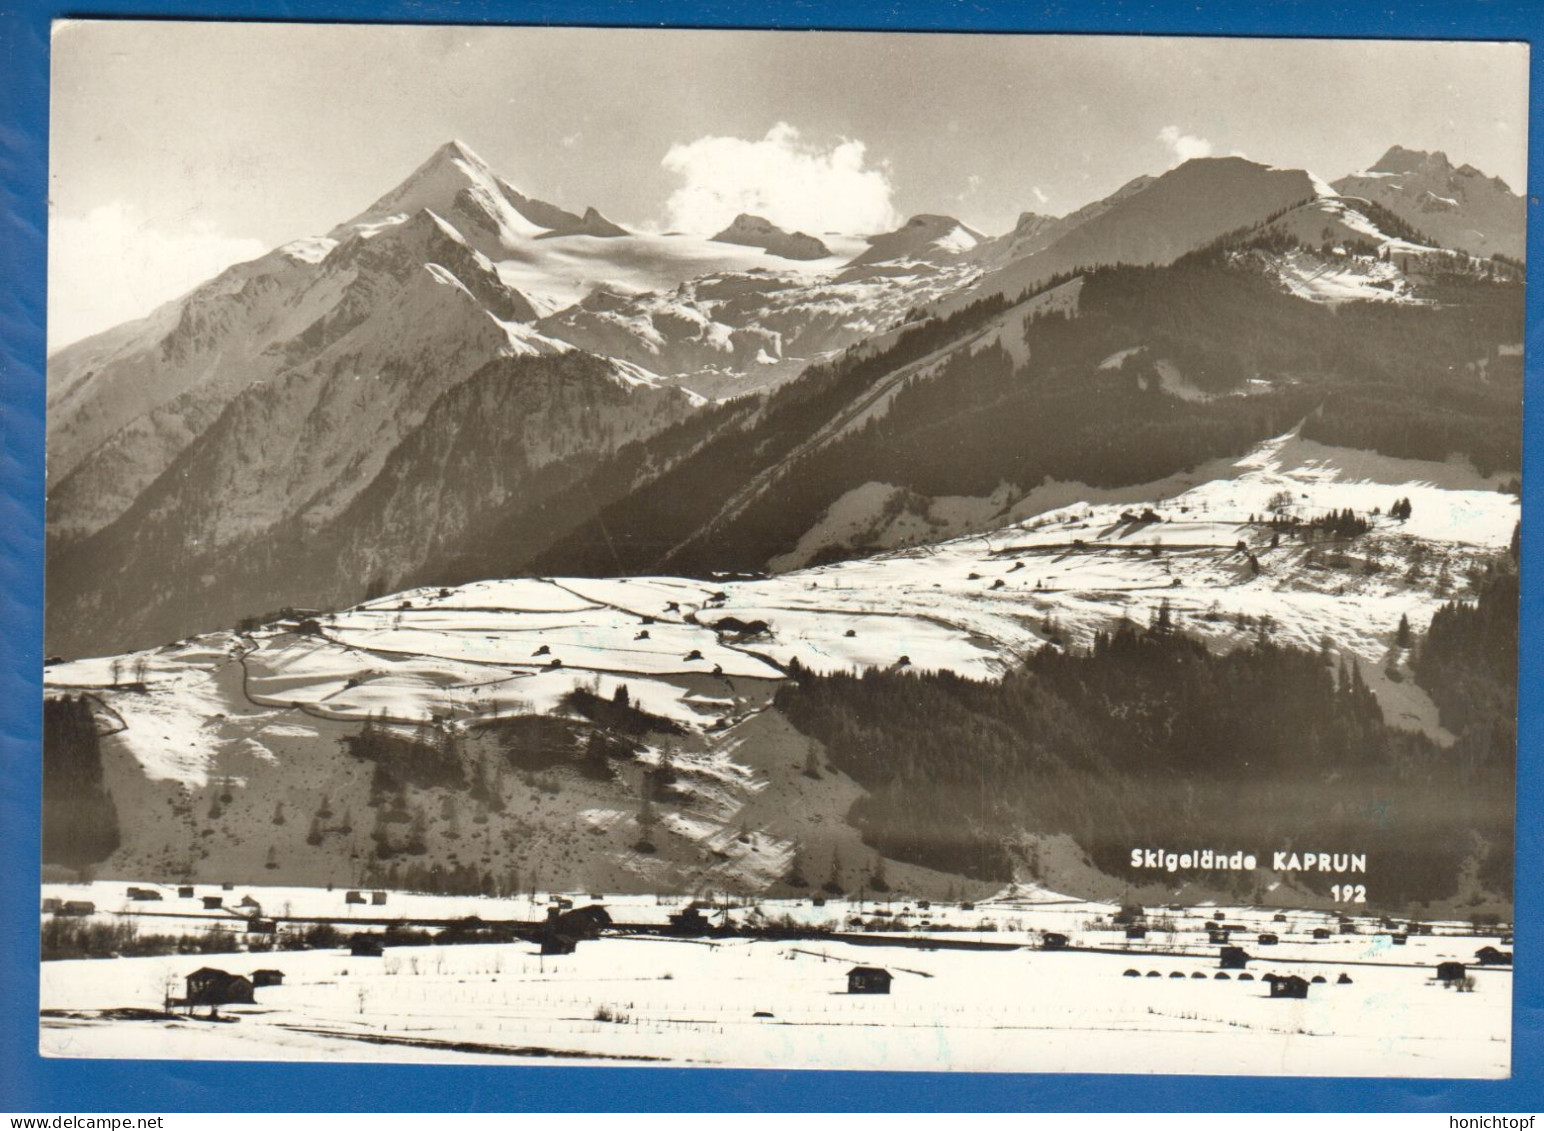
[42, 694, 121, 868]
[775, 558, 1517, 910]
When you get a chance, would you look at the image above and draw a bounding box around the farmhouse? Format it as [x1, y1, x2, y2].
[668, 905, 711, 933]
[185, 968, 255, 1007]
[553, 904, 612, 938]
[847, 966, 893, 994]
[1475, 947, 1512, 966]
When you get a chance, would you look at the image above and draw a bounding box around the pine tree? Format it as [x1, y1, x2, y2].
[784, 841, 808, 888]
[1397, 613, 1413, 649]
[823, 850, 844, 895]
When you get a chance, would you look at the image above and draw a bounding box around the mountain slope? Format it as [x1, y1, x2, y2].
[46, 351, 697, 660]
[43, 425, 1518, 905]
[950, 157, 1320, 313]
[524, 250, 1521, 583]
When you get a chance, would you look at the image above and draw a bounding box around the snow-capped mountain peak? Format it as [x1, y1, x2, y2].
[711, 213, 832, 260]
[848, 213, 985, 267]
[332, 139, 609, 252]
[1334, 145, 1524, 259]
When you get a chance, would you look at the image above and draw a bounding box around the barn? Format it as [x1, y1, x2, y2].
[350, 934, 384, 957]
[847, 966, 893, 994]
[251, 969, 285, 988]
[1435, 961, 1467, 986]
[185, 968, 255, 1007]
[1475, 947, 1513, 966]
[1219, 946, 1251, 970]
[1311, 927, 1331, 940]
[1041, 932, 1069, 950]
[202, 896, 223, 910]
[1268, 974, 1310, 999]
[61, 901, 95, 917]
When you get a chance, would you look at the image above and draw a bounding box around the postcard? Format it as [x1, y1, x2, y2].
[39, 21, 1525, 1077]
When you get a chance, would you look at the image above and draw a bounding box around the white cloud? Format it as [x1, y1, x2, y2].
[1032, 186, 1049, 205]
[1157, 125, 1215, 166]
[661, 122, 899, 236]
[49, 201, 266, 351]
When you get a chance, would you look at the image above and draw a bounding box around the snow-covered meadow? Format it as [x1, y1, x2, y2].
[39, 882, 1511, 1076]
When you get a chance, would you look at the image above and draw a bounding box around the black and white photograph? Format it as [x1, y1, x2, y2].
[39, 22, 1525, 1077]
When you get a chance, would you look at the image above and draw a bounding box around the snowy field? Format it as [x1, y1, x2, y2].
[39, 883, 1511, 1076]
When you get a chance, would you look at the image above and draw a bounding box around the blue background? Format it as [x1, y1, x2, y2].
[1, 0, 1541, 1112]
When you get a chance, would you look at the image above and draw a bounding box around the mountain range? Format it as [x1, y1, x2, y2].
[46, 142, 1524, 660]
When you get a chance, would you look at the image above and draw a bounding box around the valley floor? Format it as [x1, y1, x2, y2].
[39, 884, 1511, 1077]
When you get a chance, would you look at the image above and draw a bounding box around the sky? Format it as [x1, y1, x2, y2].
[49, 22, 1529, 350]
